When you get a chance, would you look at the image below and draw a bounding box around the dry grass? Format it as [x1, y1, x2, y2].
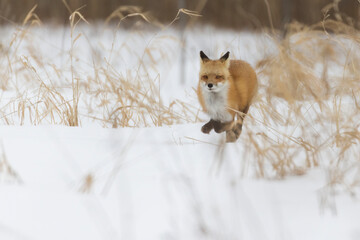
[0, 4, 360, 196]
[0, 142, 22, 183]
[0, 6, 199, 127]
[241, 6, 360, 195]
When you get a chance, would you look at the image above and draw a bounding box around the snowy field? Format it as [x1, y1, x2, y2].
[1, 125, 360, 240]
[0, 20, 360, 240]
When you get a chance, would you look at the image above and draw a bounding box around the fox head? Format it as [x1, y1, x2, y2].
[199, 51, 230, 93]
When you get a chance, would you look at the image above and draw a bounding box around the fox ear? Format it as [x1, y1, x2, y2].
[219, 51, 230, 62]
[200, 51, 210, 62]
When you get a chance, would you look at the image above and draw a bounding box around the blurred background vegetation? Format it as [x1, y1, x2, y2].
[0, 0, 359, 29]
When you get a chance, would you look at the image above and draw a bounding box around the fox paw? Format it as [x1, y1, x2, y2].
[226, 130, 237, 142]
[213, 121, 232, 133]
[201, 122, 213, 134]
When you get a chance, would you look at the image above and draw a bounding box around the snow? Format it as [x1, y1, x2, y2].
[0, 23, 359, 239]
[0, 125, 359, 240]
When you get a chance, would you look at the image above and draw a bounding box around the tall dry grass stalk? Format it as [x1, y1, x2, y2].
[0, 142, 22, 183]
[238, 5, 360, 195]
[0, 4, 199, 127]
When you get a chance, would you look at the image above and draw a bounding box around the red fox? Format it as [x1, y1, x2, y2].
[197, 51, 258, 142]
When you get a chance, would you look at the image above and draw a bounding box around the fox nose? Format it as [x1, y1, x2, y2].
[208, 83, 213, 89]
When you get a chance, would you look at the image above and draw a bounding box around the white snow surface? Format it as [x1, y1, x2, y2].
[0, 24, 359, 239]
[0, 125, 359, 240]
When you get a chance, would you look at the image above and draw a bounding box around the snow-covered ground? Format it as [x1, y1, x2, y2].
[0, 22, 360, 239]
[0, 125, 360, 240]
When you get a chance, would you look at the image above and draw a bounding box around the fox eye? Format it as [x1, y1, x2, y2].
[216, 75, 223, 79]
[202, 75, 208, 80]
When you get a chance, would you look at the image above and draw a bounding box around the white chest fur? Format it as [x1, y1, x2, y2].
[201, 86, 233, 122]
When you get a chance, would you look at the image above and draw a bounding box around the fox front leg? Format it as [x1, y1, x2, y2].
[201, 119, 215, 134]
